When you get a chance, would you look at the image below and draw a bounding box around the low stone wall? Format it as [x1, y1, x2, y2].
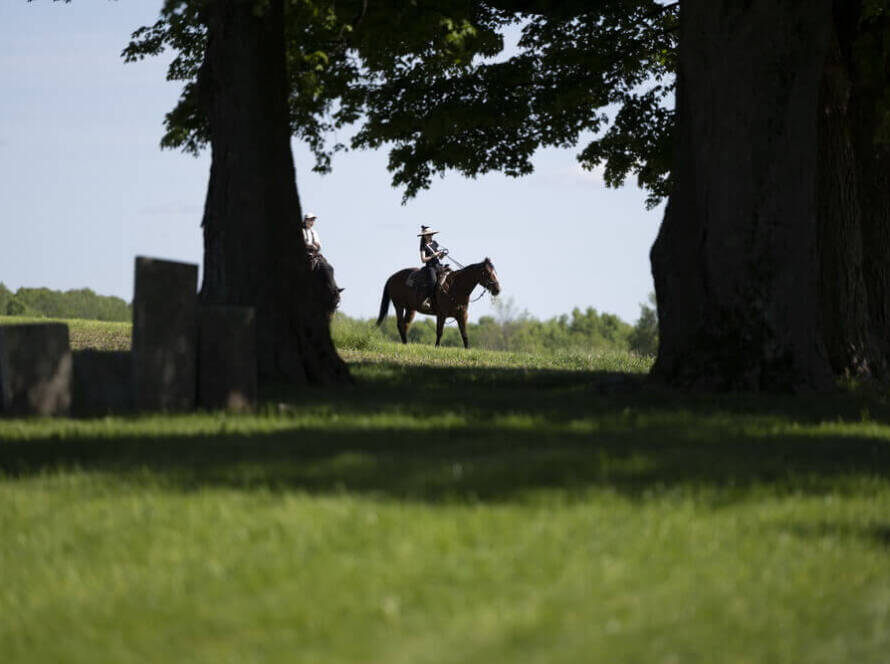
[2, 257, 260, 417]
[198, 306, 257, 412]
[71, 350, 133, 416]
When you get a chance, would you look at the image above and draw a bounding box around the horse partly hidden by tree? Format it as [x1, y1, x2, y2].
[376, 258, 501, 348]
[309, 254, 342, 319]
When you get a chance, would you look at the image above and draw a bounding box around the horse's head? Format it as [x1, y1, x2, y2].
[311, 261, 341, 319]
[481, 257, 501, 296]
[324, 285, 342, 318]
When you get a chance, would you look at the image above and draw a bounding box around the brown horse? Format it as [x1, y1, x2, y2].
[376, 258, 501, 348]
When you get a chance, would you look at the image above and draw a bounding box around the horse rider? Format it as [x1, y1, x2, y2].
[414, 225, 448, 310]
[302, 212, 322, 256]
[302, 212, 337, 288]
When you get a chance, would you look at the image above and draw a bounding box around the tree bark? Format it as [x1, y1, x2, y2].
[814, 0, 890, 380]
[847, 5, 890, 376]
[198, 0, 350, 385]
[651, 0, 835, 391]
[816, 13, 878, 379]
[858, 135, 890, 371]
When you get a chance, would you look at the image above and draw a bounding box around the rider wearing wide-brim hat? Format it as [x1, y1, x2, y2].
[417, 225, 447, 309]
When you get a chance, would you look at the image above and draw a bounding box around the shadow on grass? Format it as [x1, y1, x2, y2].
[274, 362, 890, 426]
[780, 522, 890, 549]
[2, 362, 890, 502]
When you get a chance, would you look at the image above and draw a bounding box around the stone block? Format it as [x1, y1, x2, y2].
[0, 323, 72, 416]
[72, 350, 133, 415]
[132, 256, 198, 411]
[198, 306, 257, 411]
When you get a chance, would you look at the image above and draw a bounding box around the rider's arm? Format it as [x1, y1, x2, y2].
[420, 244, 444, 263]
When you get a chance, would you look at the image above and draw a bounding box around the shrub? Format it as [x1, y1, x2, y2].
[628, 293, 659, 357]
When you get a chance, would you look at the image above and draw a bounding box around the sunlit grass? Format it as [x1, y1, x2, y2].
[341, 343, 651, 373]
[0, 315, 131, 351]
[1, 317, 890, 662]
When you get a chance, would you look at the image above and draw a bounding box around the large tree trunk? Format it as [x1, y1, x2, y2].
[858, 137, 890, 372]
[816, 11, 877, 379]
[198, 0, 349, 385]
[651, 0, 835, 391]
[815, 0, 890, 380]
[847, 5, 890, 376]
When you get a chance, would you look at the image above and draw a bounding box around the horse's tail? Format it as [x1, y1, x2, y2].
[376, 282, 391, 326]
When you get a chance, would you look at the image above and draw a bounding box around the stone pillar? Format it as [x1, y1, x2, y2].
[197, 306, 257, 411]
[0, 323, 72, 416]
[132, 256, 198, 411]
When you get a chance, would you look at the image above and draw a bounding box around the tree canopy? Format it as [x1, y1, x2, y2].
[124, 0, 677, 205]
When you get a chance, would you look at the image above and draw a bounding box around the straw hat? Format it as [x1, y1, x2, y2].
[417, 225, 438, 236]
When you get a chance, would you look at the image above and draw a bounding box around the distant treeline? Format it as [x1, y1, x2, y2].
[336, 296, 659, 357]
[0, 284, 131, 322]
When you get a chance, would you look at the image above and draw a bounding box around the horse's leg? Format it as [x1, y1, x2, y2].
[435, 314, 445, 347]
[458, 310, 469, 348]
[395, 306, 407, 344]
[404, 309, 416, 342]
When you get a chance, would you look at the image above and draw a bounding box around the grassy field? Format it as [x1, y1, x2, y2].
[0, 314, 131, 351]
[1, 316, 890, 662]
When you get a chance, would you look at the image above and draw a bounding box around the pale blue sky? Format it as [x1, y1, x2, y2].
[0, 1, 664, 324]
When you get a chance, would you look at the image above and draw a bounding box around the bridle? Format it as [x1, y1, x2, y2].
[480, 271, 498, 292]
[470, 264, 499, 302]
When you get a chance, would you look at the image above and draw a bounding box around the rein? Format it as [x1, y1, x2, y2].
[470, 288, 488, 303]
[438, 245, 474, 271]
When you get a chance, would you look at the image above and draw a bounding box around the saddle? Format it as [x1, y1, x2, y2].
[406, 266, 451, 314]
[308, 252, 326, 271]
[405, 265, 451, 289]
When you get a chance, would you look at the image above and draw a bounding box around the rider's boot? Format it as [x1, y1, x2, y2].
[421, 287, 437, 312]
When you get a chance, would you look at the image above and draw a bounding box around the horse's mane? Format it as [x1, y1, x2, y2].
[442, 258, 493, 289]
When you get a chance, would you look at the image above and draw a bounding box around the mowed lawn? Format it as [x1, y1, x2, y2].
[1, 317, 890, 662]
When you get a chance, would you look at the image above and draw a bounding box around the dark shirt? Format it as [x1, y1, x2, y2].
[422, 239, 441, 267]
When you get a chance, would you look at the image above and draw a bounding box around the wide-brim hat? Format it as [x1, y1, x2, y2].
[417, 225, 438, 236]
